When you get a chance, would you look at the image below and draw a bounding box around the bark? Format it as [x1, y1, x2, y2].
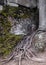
[39, 0, 46, 30]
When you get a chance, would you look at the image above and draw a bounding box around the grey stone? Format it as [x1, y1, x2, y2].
[7, 0, 37, 8]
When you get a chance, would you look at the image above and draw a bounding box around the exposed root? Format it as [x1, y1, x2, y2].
[19, 56, 22, 65]
[0, 30, 46, 65]
[25, 51, 46, 63]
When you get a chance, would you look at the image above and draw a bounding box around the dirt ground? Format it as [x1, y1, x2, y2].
[1, 48, 46, 65]
[1, 59, 46, 65]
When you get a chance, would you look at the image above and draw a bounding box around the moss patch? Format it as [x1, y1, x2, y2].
[0, 5, 37, 58]
[1, 6, 31, 19]
[0, 9, 22, 58]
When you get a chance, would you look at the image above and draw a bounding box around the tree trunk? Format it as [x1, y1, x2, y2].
[39, 0, 46, 30]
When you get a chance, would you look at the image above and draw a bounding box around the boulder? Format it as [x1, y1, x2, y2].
[7, 0, 37, 8]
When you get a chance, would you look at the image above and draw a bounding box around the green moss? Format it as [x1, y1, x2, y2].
[0, 34, 22, 57]
[1, 6, 31, 19]
[0, 10, 22, 58]
[0, 6, 32, 58]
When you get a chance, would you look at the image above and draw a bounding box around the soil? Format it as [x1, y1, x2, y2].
[1, 50, 46, 65]
[3, 59, 46, 65]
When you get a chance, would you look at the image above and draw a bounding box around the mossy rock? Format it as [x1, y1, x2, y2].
[0, 9, 22, 58]
[1, 6, 31, 19]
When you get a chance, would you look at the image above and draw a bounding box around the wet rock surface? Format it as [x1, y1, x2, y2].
[10, 18, 37, 35]
[7, 0, 37, 8]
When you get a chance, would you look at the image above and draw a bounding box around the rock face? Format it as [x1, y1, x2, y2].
[10, 18, 37, 35]
[17, 0, 37, 8]
[0, 0, 37, 8]
[10, 18, 35, 35]
[7, 0, 37, 8]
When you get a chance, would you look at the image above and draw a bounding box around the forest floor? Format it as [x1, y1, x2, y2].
[3, 50, 46, 65]
[4, 59, 46, 65]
